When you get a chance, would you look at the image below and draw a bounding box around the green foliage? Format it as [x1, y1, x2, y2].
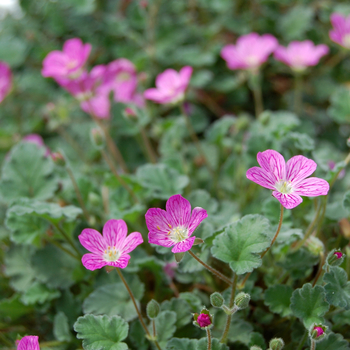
[74, 314, 129, 350]
[211, 215, 271, 275]
[161, 298, 192, 329]
[155, 310, 177, 348]
[166, 338, 229, 350]
[315, 333, 350, 350]
[21, 282, 60, 305]
[328, 87, 350, 123]
[53, 311, 72, 342]
[290, 283, 329, 328]
[324, 267, 350, 309]
[264, 285, 293, 317]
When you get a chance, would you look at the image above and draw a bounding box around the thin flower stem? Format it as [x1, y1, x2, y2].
[312, 252, 325, 287]
[294, 73, 303, 116]
[101, 149, 140, 204]
[220, 274, 238, 343]
[206, 328, 212, 350]
[239, 204, 284, 288]
[248, 70, 263, 118]
[66, 167, 90, 222]
[116, 268, 162, 350]
[139, 126, 157, 164]
[188, 250, 232, 286]
[296, 331, 308, 350]
[52, 223, 81, 258]
[311, 339, 316, 350]
[180, 104, 214, 176]
[152, 319, 156, 338]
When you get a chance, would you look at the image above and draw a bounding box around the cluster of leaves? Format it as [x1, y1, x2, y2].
[1, 0, 350, 350]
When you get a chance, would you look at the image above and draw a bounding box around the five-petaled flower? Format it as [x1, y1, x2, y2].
[144, 66, 193, 105]
[79, 219, 143, 271]
[145, 194, 207, 253]
[329, 13, 350, 49]
[246, 149, 329, 209]
[17, 335, 40, 350]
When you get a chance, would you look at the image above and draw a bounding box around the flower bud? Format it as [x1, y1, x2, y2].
[51, 152, 66, 167]
[326, 249, 345, 266]
[250, 347, 262, 350]
[193, 308, 213, 329]
[123, 107, 137, 119]
[309, 324, 327, 342]
[269, 338, 284, 350]
[305, 236, 324, 256]
[210, 292, 224, 308]
[234, 292, 250, 309]
[146, 299, 160, 319]
[90, 128, 105, 149]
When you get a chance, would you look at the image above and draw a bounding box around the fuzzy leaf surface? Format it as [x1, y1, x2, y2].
[316, 332, 350, 350]
[324, 267, 350, 309]
[155, 311, 177, 348]
[264, 284, 293, 317]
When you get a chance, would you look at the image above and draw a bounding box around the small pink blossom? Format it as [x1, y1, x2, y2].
[197, 313, 211, 328]
[79, 219, 143, 271]
[334, 251, 343, 259]
[0, 61, 12, 103]
[144, 66, 193, 105]
[163, 261, 177, 279]
[274, 41, 329, 72]
[329, 13, 350, 49]
[221, 33, 278, 71]
[313, 326, 325, 337]
[246, 150, 329, 209]
[17, 336, 40, 350]
[328, 160, 345, 179]
[145, 194, 207, 253]
[23, 134, 51, 157]
[42, 38, 91, 80]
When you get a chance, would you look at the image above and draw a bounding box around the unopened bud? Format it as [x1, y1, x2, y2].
[309, 324, 327, 342]
[51, 152, 66, 167]
[193, 308, 213, 329]
[146, 299, 160, 319]
[250, 347, 262, 350]
[123, 107, 137, 119]
[234, 292, 250, 309]
[210, 292, 224, 308]
[90, 128, 105, 149]
[305, 236, 324, 256]
[269, 338, 284, 350]
[327, 249, 345, 266]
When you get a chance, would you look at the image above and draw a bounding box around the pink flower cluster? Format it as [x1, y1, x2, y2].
[0, 61, 12, 103]
[221, 33, 329, 72]
[42, 38, 143, 119]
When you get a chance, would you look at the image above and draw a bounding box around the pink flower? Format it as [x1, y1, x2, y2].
[274, 41, 329, 71]
[42, 38, 91, 80]
[246, 150, 329, 209]
[0, 61, 12, 103]
[78, 219, 143, 271]
[163, 261, 177, 279]
[221, 33, 278, 71]
[23, 134, 51, 157]
[144, 66, 193, 105]
[17, 336, 40, 350]
[197, 313, 212, 328]
[334, 251, 343, 259]
[145, 194, 207, 253]
[313, 326, 325, 337]
[329, 13, 350, 49]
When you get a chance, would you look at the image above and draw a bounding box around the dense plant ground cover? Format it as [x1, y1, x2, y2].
[1, 0, 350, 349]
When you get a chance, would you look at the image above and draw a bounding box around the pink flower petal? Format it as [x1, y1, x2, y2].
[171, 236, 196, 253]
[272, 191, 303, 209]
[286, 155, 317, 185]
[179, 66, 193, 88]
[166, 194, 192, 228]
[17, 336, 40, 350]
[120, 232, 143, 254]
[148, 232, 174, 247]
[79, 228, 106, 254]
[81, 253, 107, 271]
[110, 254, 131, 269]
[257, 150, 286, 183]
[246, 166, 276, 189]
[294, 178, 330, 197]
[188, 207, 208, 235]
[156, 69, 180, 90]
[145, 208, 172, 235]
[102, 219, 127, 249]
[144, 88, 168, 103]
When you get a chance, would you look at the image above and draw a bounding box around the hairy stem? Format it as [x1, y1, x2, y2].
[311, 339, 316, 350]
[206, 328, 212, 350]
[116, 268, 162, 350]
[188, 250, 232, 286]
[248, 70, 263, 118]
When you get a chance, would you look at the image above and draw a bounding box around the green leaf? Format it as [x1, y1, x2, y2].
[288, 132, 315, 151]
[166, 338, 228, 350]
[155, 311, 177, 348]
[54, 311, 72, 342]
[0, 143, 58, 203]
[211, 215, 271, 275]
[290, 283, 330, 328]
[0, 294, 33, 321]
[74, 314, 128, 350]
[129, 321, 148, 350]
[343, 191, 350, 212]
[324, 267, 350, 309]
[227, 317, 254, 345]
[83, 277, 145, 322]
[21, 282, 60, 305]
[187, 190, 218, 214]
[197, 338, 229, 350]
[136, 163, 189, 200]
[328, 87, 350, 124]
[205, 116, 236, 144]
[161, 298, 192, 329]
[264, 285, 293, 317]
[315, 332, 350, 350]
[0, 36, 27, 67]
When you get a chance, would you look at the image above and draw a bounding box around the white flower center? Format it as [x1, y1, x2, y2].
[169, 226, 188, 243]
[103, 246, 121, 262]
[275, 180, 293, 194]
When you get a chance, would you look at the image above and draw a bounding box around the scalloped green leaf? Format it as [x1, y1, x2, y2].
[161, 298, 192, 329]
[324, 267, 350, 309]
[290, 283, 329, 328]
[166, 338, 229, 350]
[155, 310, 177, 348]
[0, 143, 58, 203]
[315, 332, 350, 350]
[211, 215, 271, 275]
[21, 282, 60, 305]
[54, 311, 72, 342]
[74, 314, 128, 350]
[264, 284, 293, 317]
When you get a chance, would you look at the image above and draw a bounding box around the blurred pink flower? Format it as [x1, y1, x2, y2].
[145, 194, 207, 253]
[328, 160, 345, 179]
[274, 41, 329, 71]
[330, 13, 350, 49]
[17, 336, 40, 350]
[79, 219, 143, 271]
[144, 66, 193, 105]
[42, 38, 91, 80]
[246, 149, 329, 209]
[163, 261, 177, 279]
[23, 134, 51, 157]
[0, 61, 12, 103]
[221, 33, 278, 71]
